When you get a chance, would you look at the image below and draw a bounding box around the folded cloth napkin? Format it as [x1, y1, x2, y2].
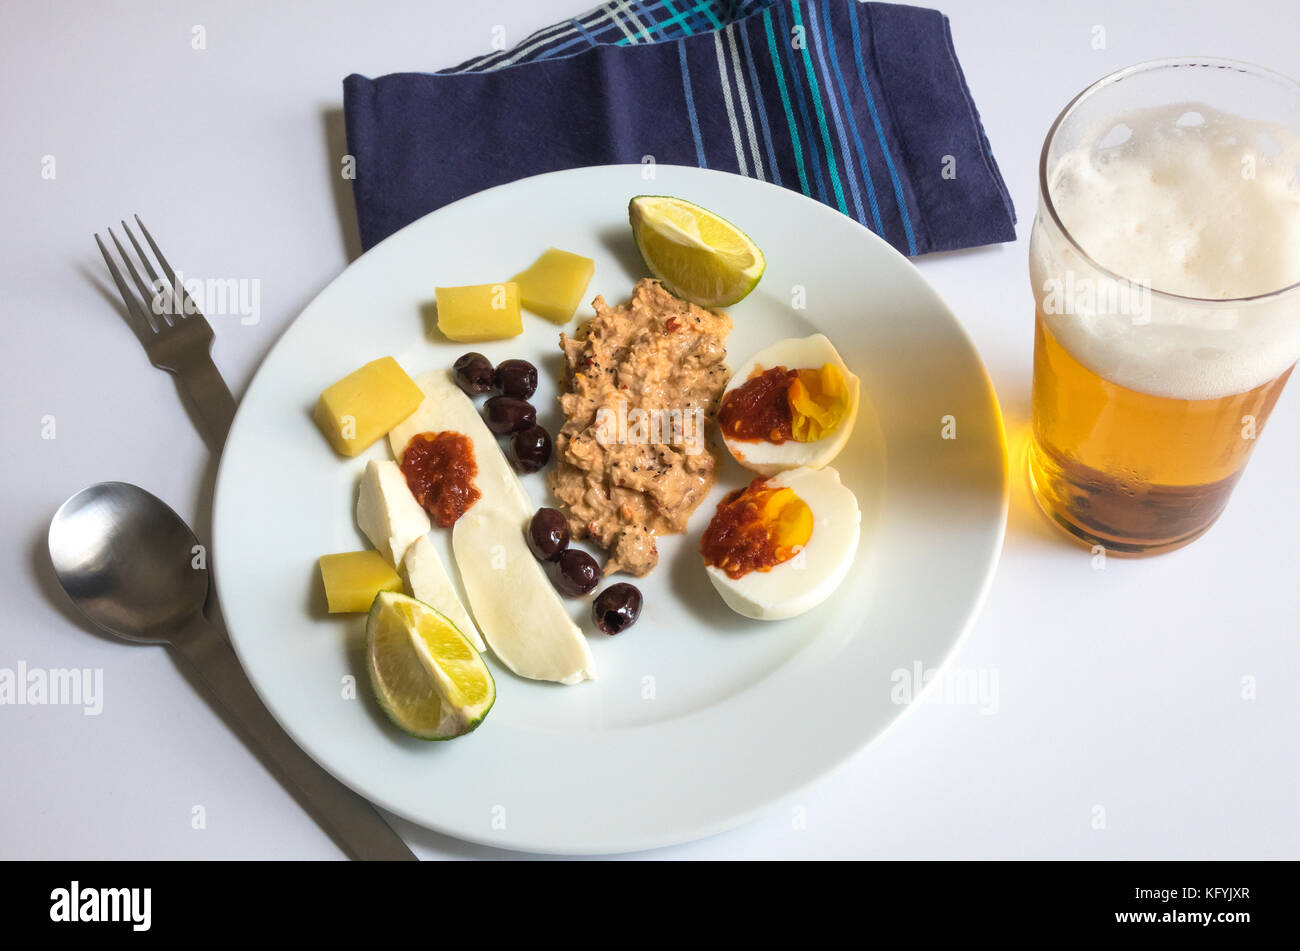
[344, 0, 1015, 256]
[438, 0, 780, 73]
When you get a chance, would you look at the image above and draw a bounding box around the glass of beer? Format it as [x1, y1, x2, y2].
[1029, 58, 1300, 554]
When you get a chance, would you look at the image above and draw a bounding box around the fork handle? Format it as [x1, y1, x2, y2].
[172, 351, 236, 450]
[169, 615, 418, 861]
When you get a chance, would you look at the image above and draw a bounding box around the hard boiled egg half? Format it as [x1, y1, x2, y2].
[718, 334, 860, 475]
[700, 466, 860, 620]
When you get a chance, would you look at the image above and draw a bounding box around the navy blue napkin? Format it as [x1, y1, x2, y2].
[344, 0, 1015, 256]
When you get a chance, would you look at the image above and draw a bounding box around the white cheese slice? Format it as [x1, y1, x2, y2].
[453, 505, 595, 685]
[401, 535, 486, 652]
[356, 458, 430, 567]
[388, 370, 532, 520]
[390, 369, 594, 685]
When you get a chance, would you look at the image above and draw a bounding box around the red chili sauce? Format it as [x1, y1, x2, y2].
[717, 366, 797, 443]
[700, 478, 779, 580]
[400, 431, 480, 527]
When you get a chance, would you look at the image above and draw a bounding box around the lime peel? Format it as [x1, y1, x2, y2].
[366, 591, 495, 741]
[629, 195, 765, 308]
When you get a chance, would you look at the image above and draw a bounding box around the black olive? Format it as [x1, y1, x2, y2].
[483, 396, 536, 434]
[592, 583, 642, 635]
[554, 549, 600, 597]
[495, 359, 539, 400]
[527, 508, 570, 562]
[452, 352, 495, 396]
[509, 425, 552, 474]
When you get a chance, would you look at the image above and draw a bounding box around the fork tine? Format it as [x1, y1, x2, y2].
[135, 215, 200, 319]
[109, 227, 168, 326]
[95, 233, 156, 333]
[122, 220, 161, 284]
[134, 215, 176, 282]
[121, 220, 175, 322]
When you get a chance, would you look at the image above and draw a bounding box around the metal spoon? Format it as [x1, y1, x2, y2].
[48, 482, 416, 861]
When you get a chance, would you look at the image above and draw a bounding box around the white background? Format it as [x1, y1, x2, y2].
[1, 0, 1296, 859]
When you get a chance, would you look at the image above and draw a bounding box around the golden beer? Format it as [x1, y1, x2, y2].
[1028, 59, 1300, 553]
[1029, 311, 1292, 552]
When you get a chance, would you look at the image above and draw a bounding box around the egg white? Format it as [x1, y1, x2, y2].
[705, 466, 861, 621]
[721, 334, 861, 476]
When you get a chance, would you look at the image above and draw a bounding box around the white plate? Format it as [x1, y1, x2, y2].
[213, 165, 1007, 854]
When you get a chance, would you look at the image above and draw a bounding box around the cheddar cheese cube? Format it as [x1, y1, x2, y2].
[434, 282, 522, 341]
[314, 357, 423, 457]
[511, 248, 595, 323]
[318, 550, 403, 613]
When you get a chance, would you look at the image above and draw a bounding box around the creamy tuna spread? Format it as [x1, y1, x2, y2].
[548, 279, 732, 576]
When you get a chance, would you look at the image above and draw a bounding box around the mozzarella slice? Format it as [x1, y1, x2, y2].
[356, 458, 430, 567]
[388, 370, 531, 519]
[389, 369, 595, 684]
[453, 505, 595, 685]
[401, 535, 485, 652]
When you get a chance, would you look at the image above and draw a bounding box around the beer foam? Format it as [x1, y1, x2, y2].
[1034, 103, 1300, 399]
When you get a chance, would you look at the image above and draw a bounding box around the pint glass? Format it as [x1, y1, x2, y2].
[1028, 59, 1300, 554]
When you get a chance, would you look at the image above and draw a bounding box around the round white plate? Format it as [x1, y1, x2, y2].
[214, 165, 1007, 854]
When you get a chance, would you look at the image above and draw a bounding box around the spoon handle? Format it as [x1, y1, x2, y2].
[169, 617, 417, 861]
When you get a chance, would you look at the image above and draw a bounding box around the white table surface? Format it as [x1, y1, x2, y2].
[2, 0, 1296, 860]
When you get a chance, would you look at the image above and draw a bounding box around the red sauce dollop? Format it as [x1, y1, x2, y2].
[717, 366, 796, 443]
[700, 478, 782, 579]
[400, 431, 480, 527]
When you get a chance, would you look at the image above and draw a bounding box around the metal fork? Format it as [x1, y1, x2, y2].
[96, 217, 236, 450]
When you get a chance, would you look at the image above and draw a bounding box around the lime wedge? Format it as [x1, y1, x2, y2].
[629, 195, 765, 307]
[365, 591, 495, 740]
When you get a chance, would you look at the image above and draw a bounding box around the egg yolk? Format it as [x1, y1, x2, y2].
[788, 363, 849, 442]
[719, 363, 849, 445]
[700, 478, 814, 579]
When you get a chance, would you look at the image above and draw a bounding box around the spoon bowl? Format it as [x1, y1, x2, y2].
[48, 482, 207, 644]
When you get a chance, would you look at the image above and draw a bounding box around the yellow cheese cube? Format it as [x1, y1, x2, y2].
[319, 551, 403, 613]
[511, 248, 595, 323]
[314, 357, 424, 457]
[435, 282, 522, 341]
